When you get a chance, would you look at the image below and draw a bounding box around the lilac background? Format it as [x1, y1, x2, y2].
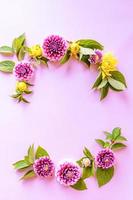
[0, 0, 133, 199]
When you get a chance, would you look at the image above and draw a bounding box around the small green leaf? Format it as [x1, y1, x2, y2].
[95, 139, 105, 147]
[0, 60, 15, 73]
[12, 33, 26, 60]
[115, 135, 127, 142]
[18, 46, 25, 61]
[35, 146, 49, 159]
[40, 56, 49, 65]
[20, 170, 36, 180]
[83, 147, 93, 160]
[77, 39, 103, 50]
[71, 178, 87, 190]
[24, 90, 32, 94]
[60, 50, 71, 64]
[100, 84, 109, 100]
[28, 145, 34, 164]
[111, 143, 126, 150]
[82, 167, 92, 179]
[13, 160, 31, 170]
[96, 167, 114, 187]
[80, 54, 90, 67]
[110, 71, 127, 87]
[104, 142, 110, 148]
[92, 73, 102, 89]
[112, 127, 121, 140]
[97, 79, 107, 89]
[0, 46, 14, 55]
[108, 77, 126, 91]
[104, 132, 112, 140]
[21, 97, 30, 103]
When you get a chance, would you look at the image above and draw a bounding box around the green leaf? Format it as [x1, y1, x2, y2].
[104, 142, 110, 148]
[0, 60, 15, 73]
[21, 97, 30, 103]
[80, 54, 90, 67]
[20, 170, 36, 180]
[96, 167, 114, 187]
[35, 146, 49, 159]
[18, 46, 25, 61]
[28, 145, 34, 164]
[13, 160, 31, 170]
[60, 50, 71, 64]
[104, 132, 113, 140]
[110, 71, 127, 87]
[95, 139, 105, 147]
[98, 79, 107, 89]
[100, 84, 109, 100]
[112, 127, 121, 140]
[71, 178, 87, 190]
[92, 73, 102, 89]
[83, 147, 93, 160]
[77, 39, 103, 50]
[108, 77, 126, 91]
[40, 56, 49, 65]
[111, 143, 127, 150]
[12, 33, 25, 60]
[115, 135, 127, 142]
[0, 46, 14, 55]
[82, 167, 92, 179]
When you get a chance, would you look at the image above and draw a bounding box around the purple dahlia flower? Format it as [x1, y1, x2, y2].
[13, 62, 34, 82]
[56, 161, 81, 186]
[96, 148, 115, 169]
[33, 157, 55, 178]
[42, 35, 67, 61]
[89, 50, 102, 64]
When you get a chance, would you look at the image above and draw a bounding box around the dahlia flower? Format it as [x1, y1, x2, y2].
[89, 50, 102, 64]
[33, 157, 55, 178]
[96, 148, 115, 169]
[100, 52, 117, 79]
[56, 161, 81, 186]
[13, 62, 34, 82]
[42, 35, 67, 61]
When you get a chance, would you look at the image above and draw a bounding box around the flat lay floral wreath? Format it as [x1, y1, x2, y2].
[0, 33, 127, 103]
[13, 127, 127, 190]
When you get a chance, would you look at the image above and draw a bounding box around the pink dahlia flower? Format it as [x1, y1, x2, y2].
[42, 35, 67, 61]
[33, 157, 55, 178]
[56, 161, 81, 186]
[13, 62, 34, 82]
[89, 50, 102, 64]
[96, 148, 115, 169]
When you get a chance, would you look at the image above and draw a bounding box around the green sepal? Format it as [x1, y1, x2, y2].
[60, 50, 71, 64]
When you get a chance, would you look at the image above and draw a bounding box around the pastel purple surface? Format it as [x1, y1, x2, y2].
[0, 0, 133, 200]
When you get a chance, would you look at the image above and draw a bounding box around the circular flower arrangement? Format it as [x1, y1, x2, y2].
[13, 127, 127, 190]
[0, 33, 127, 103]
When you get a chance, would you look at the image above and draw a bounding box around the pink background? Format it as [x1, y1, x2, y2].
[0, 0, 133, 199]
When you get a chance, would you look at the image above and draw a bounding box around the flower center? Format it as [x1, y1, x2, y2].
[66, 170, 73, 178]
[49, 41, 58, 51]
[44, 164, 49, 171]
[19, 66, 27, 74]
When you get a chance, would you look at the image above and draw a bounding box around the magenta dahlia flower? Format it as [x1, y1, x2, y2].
[89, 50, 102, 64]
[13, 62, 34, 82]
[96, 148, 115, 169]
[33, 157, 55, 178]
[56, 161, 81, 186]
[42, 35, 67, 61]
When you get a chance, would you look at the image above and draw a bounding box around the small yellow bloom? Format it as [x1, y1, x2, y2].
[29, 45, 42, 58]
[70, 42, 80, 58]
[100, 52, 118, 79]
[16, 82, 27, 92]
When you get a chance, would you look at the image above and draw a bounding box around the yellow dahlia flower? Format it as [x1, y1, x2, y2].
[16, 81, 27, 92]
[29, 45, 42, 58]
[70, 42, 80, 58]
[100, 52, 118, 79]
